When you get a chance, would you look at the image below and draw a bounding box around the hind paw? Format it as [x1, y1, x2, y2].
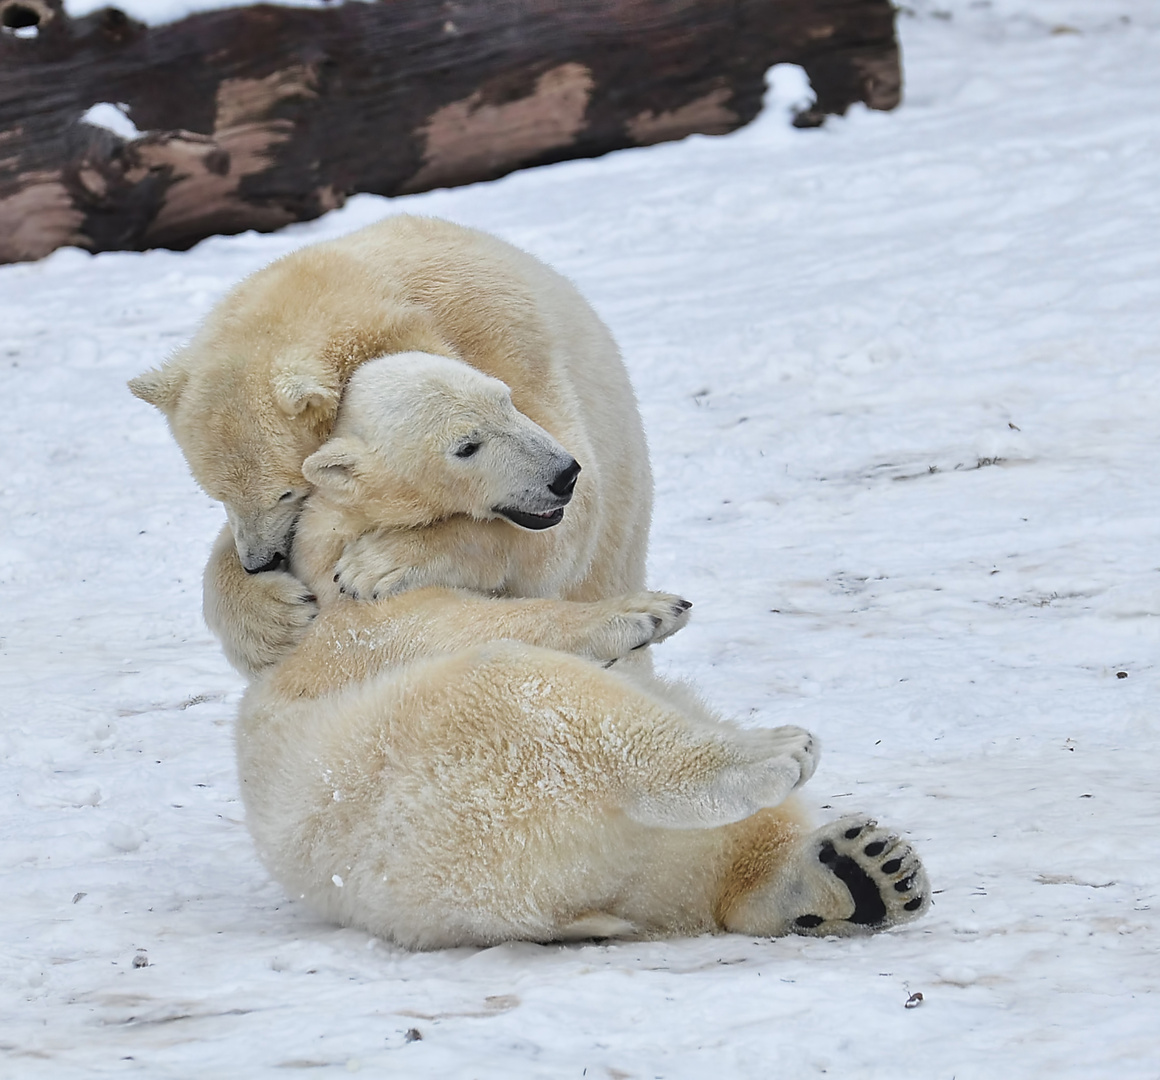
[790, 816, 930, 935]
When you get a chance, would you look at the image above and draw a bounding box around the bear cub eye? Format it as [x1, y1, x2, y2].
[454, 442, 482, 459]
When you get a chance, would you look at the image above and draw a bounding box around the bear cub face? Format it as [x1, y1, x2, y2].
[302, 352, 581, 532]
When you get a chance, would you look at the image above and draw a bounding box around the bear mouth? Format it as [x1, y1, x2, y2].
[496, 506, 566, 530]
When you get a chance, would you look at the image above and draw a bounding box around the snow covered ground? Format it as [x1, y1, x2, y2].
[3, 1, 1159, 1076]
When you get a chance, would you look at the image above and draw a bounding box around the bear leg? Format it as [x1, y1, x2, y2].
[723, 815, 930, 937]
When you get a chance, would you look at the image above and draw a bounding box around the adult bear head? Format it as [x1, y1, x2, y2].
[130, 343, 339, 574]
[127, 242, 453, 573]
[300, 352, 581, 532]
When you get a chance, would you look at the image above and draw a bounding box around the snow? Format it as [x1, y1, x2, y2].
[80, 103, 143, 141]
[3, 1, 1158, 1076]
[62, 0, 365, 25]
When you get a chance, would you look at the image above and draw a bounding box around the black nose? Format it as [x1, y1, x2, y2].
[244, 552, 288, 575]
[548, 459, 581, 498]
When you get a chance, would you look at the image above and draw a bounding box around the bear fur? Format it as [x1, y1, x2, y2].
[129, 215, 651, 677]
[293, 351, 593, 608]
[230, 355, 931, 949]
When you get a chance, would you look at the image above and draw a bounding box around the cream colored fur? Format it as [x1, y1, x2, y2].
[129, 215, 651, 678]
[240, 583, 929, 948]
[230, 366, 931, 949]
[294, 352, 595, 607]
[133, 215, 931, 948]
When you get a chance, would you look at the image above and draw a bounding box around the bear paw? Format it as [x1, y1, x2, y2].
[332, 531, 505, 601]
[584, 592, 693, 662]
[624, 724, 818, 829]
[788, 816, 930, 936]
[697, 724, 819, 821]
[334, 560, 415, 602]
[206, 567, 318, 677]
[332, 537, 415, 601]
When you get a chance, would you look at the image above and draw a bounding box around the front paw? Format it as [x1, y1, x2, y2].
[587, 591, 693, 661]
[332, 533, 419, 601]
[205, 565, 318, 677]
[334, 558, 414, 601]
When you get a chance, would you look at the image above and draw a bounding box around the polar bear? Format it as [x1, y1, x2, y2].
[128, 215, 651, 676]
[232, 358, 931, 947]
[292, 351, 589, 607]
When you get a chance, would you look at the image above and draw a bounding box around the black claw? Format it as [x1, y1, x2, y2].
[303, 594, 317, 604]
[844, 824, 865, 840]
[818, 841, 838, 865]
[882, 858, 902, 875]
[863, 841, 886, 857]
[904, 896, 924, 912]
[333, 573, 340, 583]
[795, 914, 825, 929]
[895, 875, 916, 893]
[650, 616, 662, 629]
[676, 599, 693, 611]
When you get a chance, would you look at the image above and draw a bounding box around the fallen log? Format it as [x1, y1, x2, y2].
[0, 0, 900, 263]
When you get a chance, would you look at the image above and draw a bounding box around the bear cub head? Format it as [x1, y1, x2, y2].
[302, 352, 581, 532]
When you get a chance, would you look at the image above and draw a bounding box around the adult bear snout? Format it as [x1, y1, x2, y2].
[243, 552, 289, 574]
[548, 459, 581, 499]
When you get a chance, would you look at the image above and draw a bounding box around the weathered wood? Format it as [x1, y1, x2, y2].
[0, 0, 900, 264]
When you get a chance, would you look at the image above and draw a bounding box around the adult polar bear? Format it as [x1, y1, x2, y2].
[231, 354, 930, 948]
[129, 215, 651, 677]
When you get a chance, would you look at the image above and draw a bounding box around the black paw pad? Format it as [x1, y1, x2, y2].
[881, 858, 902, 875]
[904, 896, 925, 912]
[818, 841, 838, 865]
[844, 824, 865, 840]
[829, 852, 888, 926]
[895, 874, 916, 892]
[863, 841, 886, 857]
[795, 914, 825, 929]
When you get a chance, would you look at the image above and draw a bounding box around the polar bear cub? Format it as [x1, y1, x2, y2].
[293, 351, 592, 608]
[231, 354, 932, 948]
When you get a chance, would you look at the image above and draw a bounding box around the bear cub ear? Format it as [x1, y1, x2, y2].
[302, 437, 364, 499]
[128, 361, 189, 414]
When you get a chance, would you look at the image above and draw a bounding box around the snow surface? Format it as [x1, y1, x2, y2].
[80, 103, 143, 142]
[3, 1, 1159, 1076]
[62, 0, 363, 26]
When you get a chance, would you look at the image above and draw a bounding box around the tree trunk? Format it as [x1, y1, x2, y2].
[0, 0, 900, 264]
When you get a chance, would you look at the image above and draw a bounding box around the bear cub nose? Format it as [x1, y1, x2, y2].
[548, 459, 581, 499]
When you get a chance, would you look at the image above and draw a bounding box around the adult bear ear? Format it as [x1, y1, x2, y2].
[272, 354, 341, 421]
[128, 360, 189, 415]
[302, 437, 364, 499]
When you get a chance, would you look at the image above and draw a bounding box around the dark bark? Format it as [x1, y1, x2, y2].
[0, 0, 900, 263]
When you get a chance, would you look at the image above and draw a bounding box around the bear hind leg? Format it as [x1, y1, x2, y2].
[724, 815, 930, 937]
[623, 725, 819, 830]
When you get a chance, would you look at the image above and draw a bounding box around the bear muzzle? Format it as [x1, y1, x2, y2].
[494, 459, 580, 531]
